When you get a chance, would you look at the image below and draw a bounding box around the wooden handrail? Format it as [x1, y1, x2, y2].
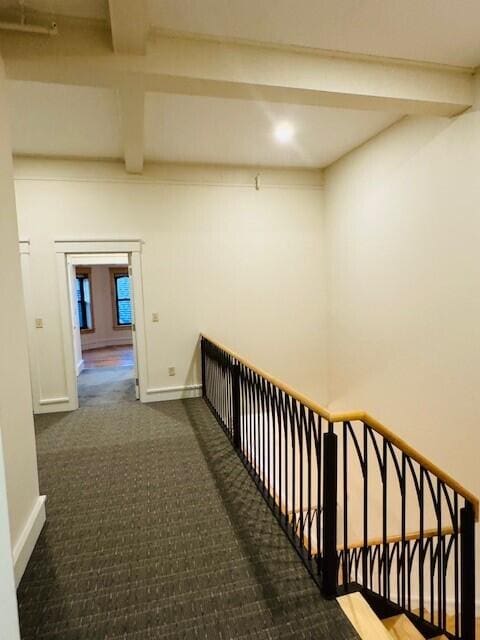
[338, 526, 455, 552]
[201, 334, 479, 520]
[288, 510, 453, 556]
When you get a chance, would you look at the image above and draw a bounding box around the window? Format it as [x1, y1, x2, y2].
[110, 268, 132, 328]
[76, 268, 94, 332]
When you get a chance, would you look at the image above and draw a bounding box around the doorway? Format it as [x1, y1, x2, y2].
[54, 239, 147, 412]
[69, 254, 137, 406]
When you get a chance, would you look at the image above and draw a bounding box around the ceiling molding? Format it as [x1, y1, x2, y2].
[13, 157, 324, 189]
[151, 27, 475, 75]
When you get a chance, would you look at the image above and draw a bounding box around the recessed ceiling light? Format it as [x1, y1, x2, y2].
[274, 121, 295, 144]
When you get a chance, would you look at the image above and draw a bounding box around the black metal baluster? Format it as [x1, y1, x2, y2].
[255, 374, 262, 483]
[261, 378, 266, 495]
[322, 422, 338, 598]
[363, 423, 368, 590]
[401, 453, 406, 609]
[306, 410, 312, 561]
[266, 381, 271, 499]
[437, 479, 442, 629]
[246, 370, 251, 465]
[316, 417, 322, 573]
[460, 500, 475, 640]
[201, 338, 206, 397]
[250, 371, 255, 466]
[232, 360, 240, 450]
[313, 416, 325, 574]
[382, 438, 388, 600]
[241, 366, 246, 456]
[419, 468, 425, 621]
[278, 391, 283, 518]
[298, 405, 304, 549]
[343, 422, 349, 588]
[272, 387, 277, 511]
[283, 394, 289, 519]
[454, 492, 459, 638]
[252, 373, 257, 473]
[291, 400, 297, 538]
[430, 536, 435, 625]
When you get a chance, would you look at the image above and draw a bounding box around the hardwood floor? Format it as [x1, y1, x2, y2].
[82, 345, 134, 369]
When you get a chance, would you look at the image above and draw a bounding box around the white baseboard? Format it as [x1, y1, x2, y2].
[81, 338, 133, 351]
[76, 359, 84, 376]
[13, 495, 46, 586]
[145, 384, 202, 402]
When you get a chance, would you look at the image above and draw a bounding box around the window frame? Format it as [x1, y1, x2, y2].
[76, 267, 95, 334]
[110, 267, 132, 330]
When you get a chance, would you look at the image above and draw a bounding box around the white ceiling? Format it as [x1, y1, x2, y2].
[8, 81, 122, 159]
[1, 0, 479, 67]
[0, 0, 108, 20]
[144, 93, 400, 168]
[3, 1, 476, 168]
[7, 80, 400, 168]
[149, 0, 480, 68]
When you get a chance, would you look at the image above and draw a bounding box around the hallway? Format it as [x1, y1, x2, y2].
[17, 387, 358, 638]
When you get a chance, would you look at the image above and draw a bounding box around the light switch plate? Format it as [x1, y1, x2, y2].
[35, 318, 43, 328]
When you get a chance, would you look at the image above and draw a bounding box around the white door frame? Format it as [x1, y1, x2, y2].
[19, 240, 43, 414]
[55, 239, 148, 410]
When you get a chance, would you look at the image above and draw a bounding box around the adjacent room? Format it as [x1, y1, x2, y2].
[0, 2, 479, 640]
[71, 254, 136, 406]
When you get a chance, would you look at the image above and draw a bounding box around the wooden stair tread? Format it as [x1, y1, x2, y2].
[382, 614, 424, 640]
[337, 592, 392, 640]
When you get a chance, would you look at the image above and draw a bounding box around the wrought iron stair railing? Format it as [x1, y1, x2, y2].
[200, 335, 478, 640]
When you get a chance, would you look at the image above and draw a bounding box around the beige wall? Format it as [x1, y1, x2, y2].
[79, 265, 133, 352]
[14, 159, 328, 409]
[0, 59, 41, 575]
[324, 111, 480, 581]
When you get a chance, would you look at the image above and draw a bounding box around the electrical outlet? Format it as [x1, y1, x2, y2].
[35, 318, 43, 328]
[152, 312, 159, 323]
[168, 367, 175, 376]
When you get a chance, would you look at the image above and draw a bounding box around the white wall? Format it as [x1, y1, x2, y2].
[14, 159, 327, 411]
[0, 433, 19, 640]
[79, 265, 133, 351]
[324, 111, 480, 582]
[0, 58, 43, 588]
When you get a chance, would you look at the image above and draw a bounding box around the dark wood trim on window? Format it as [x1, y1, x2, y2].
[76, 267, 95, 334]
[109, 267, 132, 330]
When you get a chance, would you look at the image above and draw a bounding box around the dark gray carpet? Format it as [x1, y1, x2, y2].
[78, 366, 135, 406]
[17, 375, 358, 639]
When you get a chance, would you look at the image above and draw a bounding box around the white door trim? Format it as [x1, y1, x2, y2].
[54, 240, 142, 254]
[18, 240, 42, 414]
[54, 239, 148, 410]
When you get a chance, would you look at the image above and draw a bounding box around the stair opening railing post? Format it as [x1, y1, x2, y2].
[232, 361, 241, 450]
[201, 337, 206, 398]
[322, 422, 338, 599]
[460, 500, 475, 640]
